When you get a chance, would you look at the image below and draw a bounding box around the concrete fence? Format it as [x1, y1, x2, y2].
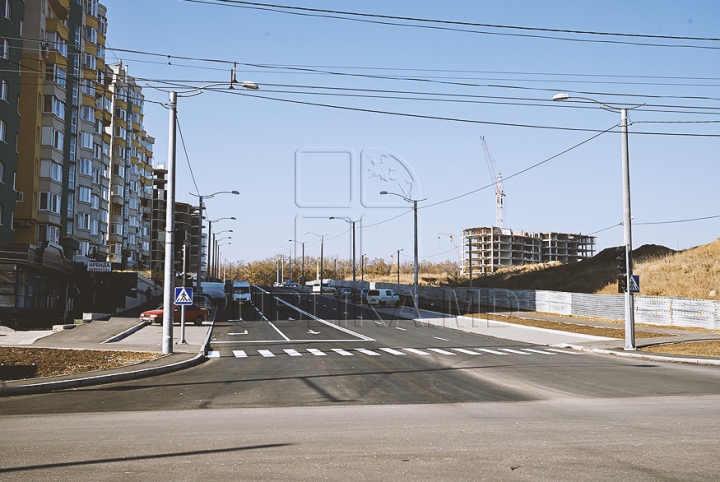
[331, 280, 720, 330]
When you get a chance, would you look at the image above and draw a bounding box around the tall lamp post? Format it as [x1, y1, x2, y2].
[396, 248, 404, 284]
[189, 191, 238, 291]
[158, 76, 256, 355]
[329, 217, 357, 290]
[289, 239, 306, 286]
[211, 229, 233, 278]
[552, 92, 641, 350]
[215, 236, 232, 277]
[277, 246, 291, 283]
[380, 191, 426, 313]
[305, 232, 326, 287]
[361, 253, 367, 282]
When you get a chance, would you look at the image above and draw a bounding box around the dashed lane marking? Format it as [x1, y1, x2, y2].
[355, 348, 380, 356]
[307, 348, 326, 356]
[258, 349, 276, 357]
[403, 348, 430, 356]
[500, 348, 532, 355]
[428, 348, 455, 356]
[452, 348, 481, 355]
[233, 350, 247, 358]
[477, 348, 509, 355]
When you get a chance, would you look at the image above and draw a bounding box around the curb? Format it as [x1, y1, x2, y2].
[100, 321, 150, 344]
[0, 351, 207, 397]
[556, 343, 720, 366]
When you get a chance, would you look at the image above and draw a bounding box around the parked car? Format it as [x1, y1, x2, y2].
[334, 287, 352, 299]
[282, 280, 299, 288]
[366, 289, 400, 307]
[350, 288, 368, 304]
[140, 304, 209, 325]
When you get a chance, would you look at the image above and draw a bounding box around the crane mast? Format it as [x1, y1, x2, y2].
[481, 136, 505, 228]
[438, 232, 462, 266]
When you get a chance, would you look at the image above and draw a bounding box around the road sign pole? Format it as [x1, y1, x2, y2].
[180, 244, 187, 344]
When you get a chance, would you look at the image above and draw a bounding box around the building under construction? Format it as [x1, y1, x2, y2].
[462, 227, 595, 275]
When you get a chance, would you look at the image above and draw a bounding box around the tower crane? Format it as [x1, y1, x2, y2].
[481, 136, 505, 228]
[438, 232, 462, 266]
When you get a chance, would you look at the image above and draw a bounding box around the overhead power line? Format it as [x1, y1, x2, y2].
[181, 0, 720, 50]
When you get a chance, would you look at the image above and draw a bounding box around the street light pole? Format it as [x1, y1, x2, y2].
[553, 93, 640, 350]
[380, 191, 426, 313]
[289, 239, 306, 286]
[305, 232, 326, 287]
[361, 254, 366, 282]
[189, 193, 238, 290]
[329, 217, 357, 290]
[161, 91, 177, 355]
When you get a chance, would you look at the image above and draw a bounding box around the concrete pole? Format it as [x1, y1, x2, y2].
[162, 91, 177, 355]
[413, 199, 419, 312]
[621, 108, 636, 350]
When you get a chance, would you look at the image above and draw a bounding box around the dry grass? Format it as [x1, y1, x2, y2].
[640, 341, 720, 357]
[0, 347, 161, 380]
[473, 314, 672, 339]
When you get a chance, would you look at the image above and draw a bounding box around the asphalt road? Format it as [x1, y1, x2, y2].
[3, 287, 720, 480]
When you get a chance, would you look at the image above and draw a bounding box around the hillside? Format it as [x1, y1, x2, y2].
[442, 239, 720, 300]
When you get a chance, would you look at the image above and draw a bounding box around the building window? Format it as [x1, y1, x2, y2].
[39, 192, 61, 214]
[68, 164, 75, 190]
[39, 225, 61, 244]
[0, 39, 8, 60]
[90, 219, 98, 235]
[0, 0, 11, 20]
[79, 157, 92, 176]
[41, 126, 63, 149]
[43, 95, 66, 118]
[80, 105, 94, 121]
[77, 212, 91, 230]
[0, 161, 4, 183]
[0, 120, 5, 143]
[78, 186, 91, 203]
[0, 79, 6, 102]
[91, 194, 99, 210]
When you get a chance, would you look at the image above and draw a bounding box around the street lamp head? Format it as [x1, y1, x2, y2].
[552, 93, 570, 101]
[237, 81, 259, 90]
[379, 191, 388, 195]
[231, 191, 240, 195]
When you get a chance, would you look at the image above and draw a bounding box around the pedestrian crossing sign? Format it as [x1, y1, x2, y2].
[629, 275, 640, 294]
[174, 287, 193, 305]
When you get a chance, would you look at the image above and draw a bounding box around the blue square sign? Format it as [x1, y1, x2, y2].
[174, 287, 193, 305]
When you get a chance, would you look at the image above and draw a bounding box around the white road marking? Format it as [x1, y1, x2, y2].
[403, 348, 430, 356]
[355, 348, 380, 356]
[308, 330, 321, 335]
[228, 331, 248, 335]
[284, 349, 302, 357]
[274, 295, 374, 341]
[396, 327, 406, 331]
[523, 348, 557, 355]
[546, 348, 582, 355]
[379, 348, 405, 355]
[500, 348, 532, 355]
[477, 348, 509, 355]
[332, 348, 354, 356]
[433, 337, 449, 341]
[452, 348, 481, 355]
[307, 348, 326, 356]
[258, 349, 275, 357]
[233, 350, 247, 358]
[207, 351, 221, 358]
[267, 321, 291, 341]
[428, 348, 456, 355]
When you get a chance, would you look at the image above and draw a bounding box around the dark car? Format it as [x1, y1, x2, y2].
[334, 287, 352, 299]
[350, 288, 368, 304]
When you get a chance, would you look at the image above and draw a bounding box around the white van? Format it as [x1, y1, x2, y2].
[366, 289, 400, 307]
[232, 281, 251, 303]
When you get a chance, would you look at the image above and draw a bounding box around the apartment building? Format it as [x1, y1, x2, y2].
[0, 0, 23, 242]
[0, 0, 158, 327]
[462, 226, 595, 275]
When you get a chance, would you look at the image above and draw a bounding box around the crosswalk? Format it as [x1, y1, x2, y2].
[207, 346, 578, 359]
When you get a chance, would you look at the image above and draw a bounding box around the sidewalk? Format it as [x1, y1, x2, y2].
[0, 317, 212, 396]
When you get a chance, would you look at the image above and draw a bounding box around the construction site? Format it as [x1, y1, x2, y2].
[446, 137, 596, 275]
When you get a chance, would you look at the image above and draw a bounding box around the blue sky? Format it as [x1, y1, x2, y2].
[102, 0, 720, 265]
